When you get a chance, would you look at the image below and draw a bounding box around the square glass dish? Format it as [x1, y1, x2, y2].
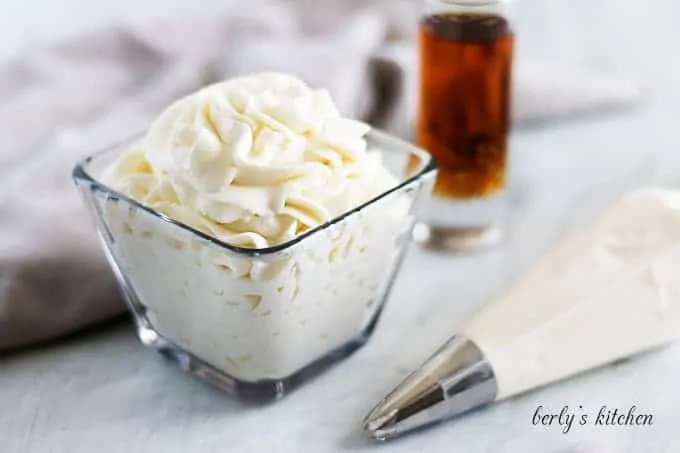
[73, 128, 436, 402]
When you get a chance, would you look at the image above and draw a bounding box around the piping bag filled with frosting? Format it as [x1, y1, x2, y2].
[364, 188, 680, 440]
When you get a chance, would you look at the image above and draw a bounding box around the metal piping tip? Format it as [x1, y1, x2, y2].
[363, 336, 497, 440]
[363, 407, 399, 437]
[363, 381, 445, 440]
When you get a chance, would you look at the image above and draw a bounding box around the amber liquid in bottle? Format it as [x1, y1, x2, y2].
[414, 13, 513, 199]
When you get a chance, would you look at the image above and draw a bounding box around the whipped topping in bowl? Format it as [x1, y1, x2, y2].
[105, 73, 398, 249]
[87, 73, 435, 391]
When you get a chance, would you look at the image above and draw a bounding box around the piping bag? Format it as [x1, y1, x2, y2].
[363, 188, 680, 440]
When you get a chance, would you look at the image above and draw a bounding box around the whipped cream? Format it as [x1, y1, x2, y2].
[463, 188, 680, 398]
[105, 72, 397, 249]
[101, 73, 414, 382]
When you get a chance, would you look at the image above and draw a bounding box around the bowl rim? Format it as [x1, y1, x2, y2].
[73, 127, 437, 257]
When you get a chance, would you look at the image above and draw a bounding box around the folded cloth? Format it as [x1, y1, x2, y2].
[0, 0, 641, 351]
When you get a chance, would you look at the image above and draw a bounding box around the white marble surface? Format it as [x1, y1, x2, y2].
[3, 0, 680, 452]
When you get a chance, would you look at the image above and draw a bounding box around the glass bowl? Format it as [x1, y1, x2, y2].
[73, 128, 436, 402]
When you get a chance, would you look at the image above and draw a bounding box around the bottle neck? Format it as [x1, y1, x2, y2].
[425, 0, 510, 19]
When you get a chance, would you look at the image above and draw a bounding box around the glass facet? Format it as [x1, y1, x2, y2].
[73, 129, 436, 402]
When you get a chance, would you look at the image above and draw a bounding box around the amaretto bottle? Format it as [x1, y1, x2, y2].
[414, 0, 514, 252]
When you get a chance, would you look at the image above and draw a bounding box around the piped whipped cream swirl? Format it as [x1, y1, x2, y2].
[104, 73, 397, 248]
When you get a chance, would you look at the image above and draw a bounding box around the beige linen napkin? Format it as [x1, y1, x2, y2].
[0, 0, 640, 351]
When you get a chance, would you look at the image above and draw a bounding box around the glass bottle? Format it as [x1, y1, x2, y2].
[413, 0, 514, 252]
